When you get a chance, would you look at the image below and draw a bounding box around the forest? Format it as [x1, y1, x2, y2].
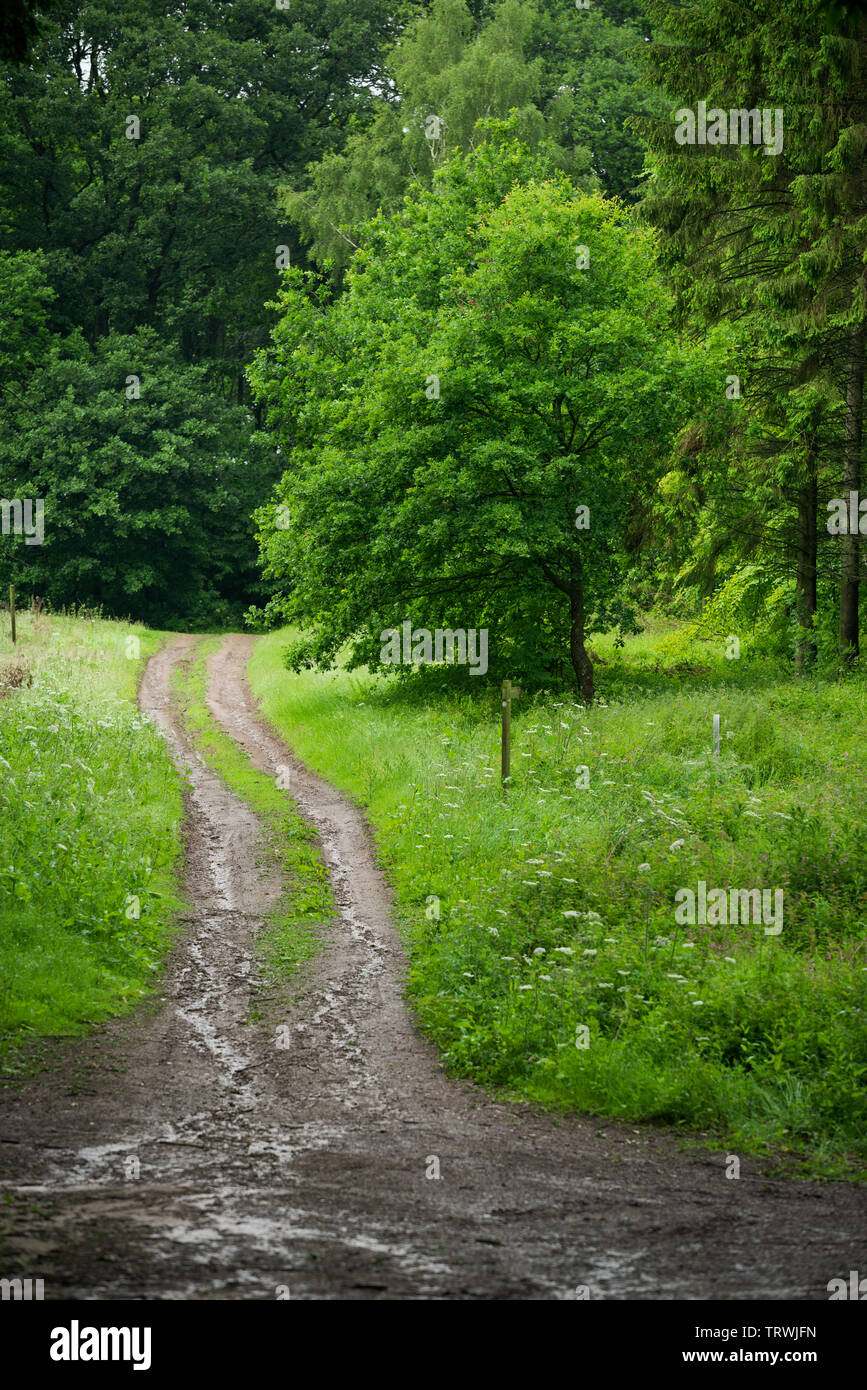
[0, 0, 861, 682]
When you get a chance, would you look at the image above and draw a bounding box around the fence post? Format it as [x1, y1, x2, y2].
[501, 679, 512, 787]
[9, 585, 15, 645]
[501, 680, 522, 788]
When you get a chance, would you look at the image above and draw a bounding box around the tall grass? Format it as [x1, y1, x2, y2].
[0, 609, 185, 1072]
[249, 627, 867, 1176]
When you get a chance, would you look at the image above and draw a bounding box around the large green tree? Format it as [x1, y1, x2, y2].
[251, 131, 716, 700]
[0, 298, 273, 626]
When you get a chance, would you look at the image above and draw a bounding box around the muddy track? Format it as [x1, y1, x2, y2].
[0, 633, 864, 1300]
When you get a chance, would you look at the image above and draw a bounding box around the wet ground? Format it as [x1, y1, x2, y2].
[0, 634, 864, 1299]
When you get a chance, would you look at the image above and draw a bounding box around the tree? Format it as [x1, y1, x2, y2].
[250, 130, 716, 700]
[0, 0, 66, 63]
[0, 302, 276, 626]
[0, 0, 412, 393]
[637, 0, 867, 660]
[282, 0, 577, 275]
[281, 0, 664, 275]
[0, 0, 408, 625]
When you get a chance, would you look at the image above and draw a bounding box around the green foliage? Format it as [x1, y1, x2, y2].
[0, 311, 279, 627]
[0, 0, 409, 624]
[251, 627, 867, 1173]
[0, 612, 184, 1069]
[636, 0, 867, 658]
[283, 0, 659, 271]
[251, 131, 717, 692]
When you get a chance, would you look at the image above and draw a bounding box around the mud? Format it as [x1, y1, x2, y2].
[0, 634, 864, 1299]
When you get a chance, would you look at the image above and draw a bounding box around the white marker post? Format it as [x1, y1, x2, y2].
[713, 713, 720, 757]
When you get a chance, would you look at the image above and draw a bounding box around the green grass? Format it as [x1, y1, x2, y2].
[249, 626, 867, 1178]
[170, 636, 331, 1010]
[0, 607, 185, 1073]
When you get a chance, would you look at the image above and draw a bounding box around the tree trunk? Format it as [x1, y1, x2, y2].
[569, 565, 594, 705]
[840, 322, 865, 662]
[795, 441, 818, 674]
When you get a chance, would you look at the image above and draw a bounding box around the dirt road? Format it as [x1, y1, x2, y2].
[0, 634, 864, 1299]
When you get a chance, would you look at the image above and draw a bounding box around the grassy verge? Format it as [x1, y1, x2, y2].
[170, 637, 331, 1011]
[248, 624, 867, 1178]
[0, 608, 185, 1074]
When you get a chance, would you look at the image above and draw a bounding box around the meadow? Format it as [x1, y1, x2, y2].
[0, 608, 184, 1073]
[249, 621, 867, 1178]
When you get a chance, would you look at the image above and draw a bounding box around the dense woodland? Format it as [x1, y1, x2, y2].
[1, 0, 865, 694]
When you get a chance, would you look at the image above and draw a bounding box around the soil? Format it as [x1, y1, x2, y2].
[0, 634, 864, 1300]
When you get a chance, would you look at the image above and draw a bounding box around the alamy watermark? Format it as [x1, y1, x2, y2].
[674, 881, 783, 935]
[674, 102, 783, 157]
[1, 1276, 44, 1299]
[827, 492, 867, 535]
[380, 621, 488, 676]
[1, 498, 44, 546]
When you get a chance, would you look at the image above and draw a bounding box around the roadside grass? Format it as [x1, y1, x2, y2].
[0, 607, 185, 1075]
[249, 626, 867, 1178]
[170, 637, 331, 1016]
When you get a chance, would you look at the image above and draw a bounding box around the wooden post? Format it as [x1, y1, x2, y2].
[501, 679, 511, 787]
[501, 680, 522, 788]
[9, 585, 15, 645]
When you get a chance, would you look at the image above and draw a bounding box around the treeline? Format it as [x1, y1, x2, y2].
[3, 1, 865, 671]
[0, 0, 414, 625]
[0, 0, 656, 629]
[249, 0, 867, 691]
